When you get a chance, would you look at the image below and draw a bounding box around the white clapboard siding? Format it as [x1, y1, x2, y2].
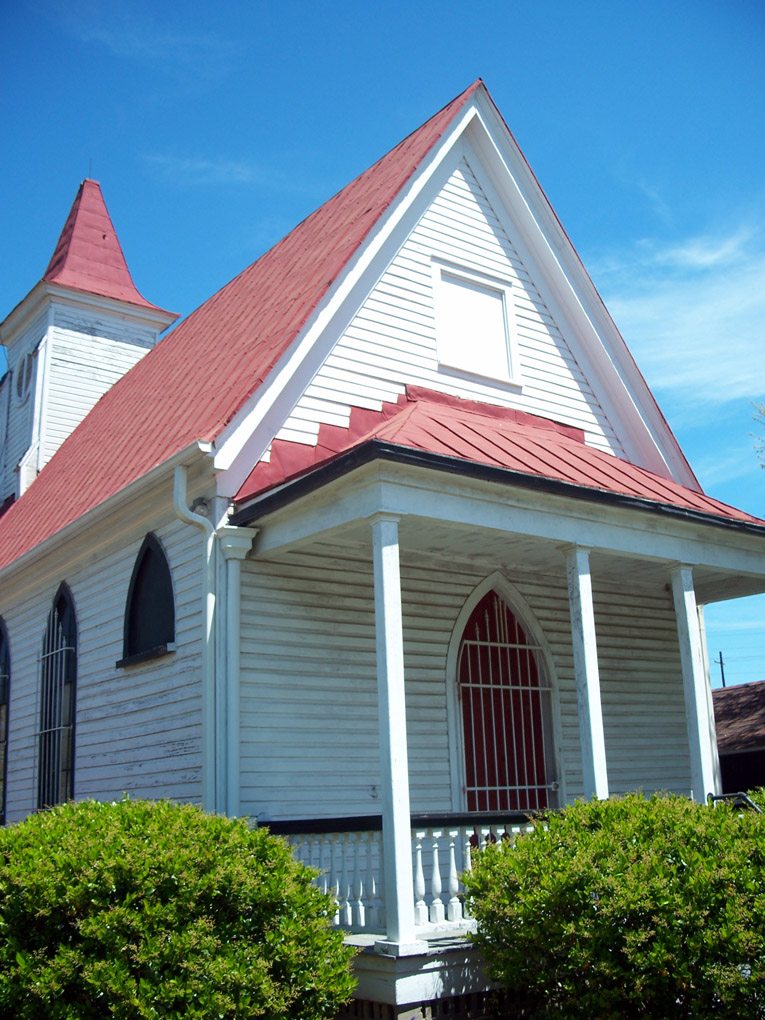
[272, 157, 624, 457]
[238, 543, 691, 823]
[0, 308, 48, 500]
[2, 512, 205, 821]
[43, 306, 155, 466]
[593, 583, 691, 793]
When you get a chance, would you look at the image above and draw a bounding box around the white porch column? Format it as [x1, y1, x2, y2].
[370, 513, 421, 950]
[566, 546, 609, 800]
[670, 565, 719, 802]
[219, 527, 258, 817]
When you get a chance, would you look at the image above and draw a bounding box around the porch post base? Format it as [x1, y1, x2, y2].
[374, 939, 430, 957]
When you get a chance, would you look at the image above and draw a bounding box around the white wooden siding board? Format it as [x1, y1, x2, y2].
[273, 155, 624, 460]
[2, 508, 204, 819]
[239, 552, 689, 820]
[275, 423, 321, 444]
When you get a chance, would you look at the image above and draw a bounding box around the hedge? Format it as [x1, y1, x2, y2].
[465, 793, 765, 1019]
[0, 798, 355, 1019]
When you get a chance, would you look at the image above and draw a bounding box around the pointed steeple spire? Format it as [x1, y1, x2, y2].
[43, 179, 170, 312]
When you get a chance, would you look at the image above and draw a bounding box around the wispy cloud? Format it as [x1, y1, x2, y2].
[144, 155, 263, 187]
[143, 153, 318, 193]
[588, 219, 765, 410]
[45, 0, 242, 79]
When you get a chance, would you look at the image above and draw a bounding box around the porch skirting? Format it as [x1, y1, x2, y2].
[335, 990, 507, 1019]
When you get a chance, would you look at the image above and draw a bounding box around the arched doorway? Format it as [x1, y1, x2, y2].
[457, 589, 556, 811]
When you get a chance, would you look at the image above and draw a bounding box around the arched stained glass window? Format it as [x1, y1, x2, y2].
[0, 619, 9, 824]
[458, 590, 555, 812]
[38, 585, 77, 809]
[120, 534, 175, 666]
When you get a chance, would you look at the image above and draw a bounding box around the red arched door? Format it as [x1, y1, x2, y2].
[458, 591, 555, 811]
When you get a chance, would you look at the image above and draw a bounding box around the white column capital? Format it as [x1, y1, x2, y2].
[218, 526, 258, 560]
[367, 511, 402, 528]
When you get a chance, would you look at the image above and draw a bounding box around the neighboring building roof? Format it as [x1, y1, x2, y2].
[0, 82, 481, 573]
[43, 179, 174, 314]
[714, 680, 765, 754]
[235, 387, 764, 527]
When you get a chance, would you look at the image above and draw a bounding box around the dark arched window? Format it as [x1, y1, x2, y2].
[119, 534, 175, 666]
[38, 584, 77, 809]
[458, 590, 555, 812]
[0, 618, 10, 824]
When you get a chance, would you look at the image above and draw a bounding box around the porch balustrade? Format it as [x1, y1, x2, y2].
[268, 812, 533, 934]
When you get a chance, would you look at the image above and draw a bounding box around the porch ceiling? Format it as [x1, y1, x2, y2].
[245, 460, 765, 606]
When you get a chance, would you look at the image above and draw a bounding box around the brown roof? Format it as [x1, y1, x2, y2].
[714, 680, 765, 753]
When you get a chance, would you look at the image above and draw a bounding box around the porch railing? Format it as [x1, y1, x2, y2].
[267, 812, 534, 933]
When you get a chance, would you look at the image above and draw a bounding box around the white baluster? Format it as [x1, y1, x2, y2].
[316, 834, 328, 896]
[447, 829, 462, 922]
[413, 830, 428, 926]
[328, 835, 340, 926]
[352, 832, 365, 928]
[481, 826, 492, 852]
[376, 832, 386, 931]
[429, 829, 445, 923]
[338, 833, 352, 927]
[291, 834, 303, 866]
[364, 831, 378, 931]
[462, 825, 475, 919]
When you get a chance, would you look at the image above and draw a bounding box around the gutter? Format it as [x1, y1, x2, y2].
[231, 440, 765, 538]
[173, 465, 257, 816]
[0, 439, 213, 589]
[173, 465, 217, 813]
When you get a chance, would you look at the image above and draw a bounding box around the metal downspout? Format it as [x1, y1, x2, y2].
[173, 463, 217, 812]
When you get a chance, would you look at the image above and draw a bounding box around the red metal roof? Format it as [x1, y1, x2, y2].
[714, 680, 765, 753]
[0, 83, 481, 573]
[235, 387, 764, 526]
[44, 179, 174, 314]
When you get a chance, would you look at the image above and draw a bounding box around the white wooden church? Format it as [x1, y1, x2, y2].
[1, 81, 764, 1018]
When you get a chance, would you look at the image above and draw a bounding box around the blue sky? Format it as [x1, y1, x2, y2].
[1, 0, 763, 686]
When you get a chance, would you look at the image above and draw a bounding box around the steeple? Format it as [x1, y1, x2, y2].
[0, 180, 177, 504]
[43, 179, 171, 313]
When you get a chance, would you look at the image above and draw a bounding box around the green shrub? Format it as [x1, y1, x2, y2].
[465, 793, 765, 1019]
[0, 798, 355, 1019]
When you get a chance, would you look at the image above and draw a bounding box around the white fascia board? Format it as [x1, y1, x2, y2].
[250, 462, 765, 582]
[212, 104, 482, 497]
[44, 284, 178, 333]
[0, 439, 212, 595]
[466, 93, 698, 488]
[0, 282, 177, 343]
[0, 282, 48, 346]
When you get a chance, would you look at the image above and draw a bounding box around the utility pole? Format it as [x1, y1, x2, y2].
[714, 651, 726, 687]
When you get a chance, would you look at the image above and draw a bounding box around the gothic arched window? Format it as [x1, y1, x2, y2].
[119, 534, 175, 666]
[458, 590, 556, 812]
[38, 584, 77, 809]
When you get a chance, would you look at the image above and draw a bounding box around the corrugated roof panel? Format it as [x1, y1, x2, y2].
[235, 387, 764, 528]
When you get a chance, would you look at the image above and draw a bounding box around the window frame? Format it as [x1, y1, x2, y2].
[117, 533, 176, 669]
[37, 583, 77, 810]
[431, 259, 522, 386]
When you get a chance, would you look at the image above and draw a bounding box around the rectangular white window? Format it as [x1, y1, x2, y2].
[433, 262, 520, 384]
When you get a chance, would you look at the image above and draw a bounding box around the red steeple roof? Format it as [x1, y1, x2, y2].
[43, 179, 172, 313]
